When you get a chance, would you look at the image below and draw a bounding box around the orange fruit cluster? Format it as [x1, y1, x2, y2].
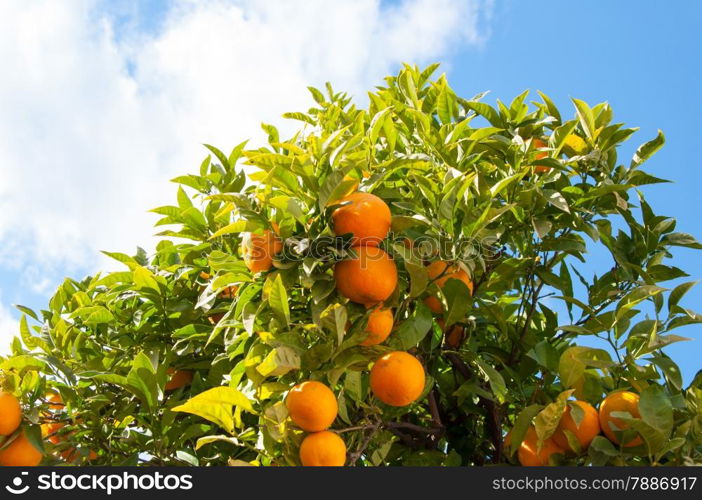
[287, 349, 426, 465]
[39, 392, 98, 464]
[333, 192, 397, 306]
[511, 391, 643, 466]
[286, 381, 345, 466]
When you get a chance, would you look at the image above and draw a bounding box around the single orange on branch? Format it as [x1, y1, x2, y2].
[0, 392, 22, 436]
[165, 368, 194, 391]
[552, 400, 601, 452]
[359, 306, 394, 346]
[299, 430, 346, 466]
[331, 192, 391, 247]
[598, 391, 643, 447]
[241, 229, 283, 273]
[0, 432, 43, 466]
[424, 261, 473, 314]
[285, 381, 338, 432]
[370, 351, 425, 407]
[531, 138, 551, 173]
[437, 319, 465, 348]
[334, 246, 397, 306]
[517, 426, 563, 466]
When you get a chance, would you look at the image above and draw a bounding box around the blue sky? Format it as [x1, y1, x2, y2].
[0, 0, 700, 383]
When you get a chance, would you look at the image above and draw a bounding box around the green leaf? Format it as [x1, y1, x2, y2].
[507, 404, 543, 456]
[638, 385, 673, 436]
[404, 261, 429, 298]
[133, 266, 160, 292]
[256, 346, 301, 377]
[571, 98, 596, 139]
[203, 143, 231, 170]
[668, 281, 697, 313]
[266, 274, 290, 327]
[14, 305, 38, 321]
[541, 189, 570, 213]
[476, 359, 507, 403]
[127, 352, 158, 411]
[436, 84, 455, 124]
[662, 232, 702, 249]
[172, 387, 255, 434]
[616, 285, 666, 322]
[394, 303, 433, 349]
[630, 130, 665, 168]
[558, 346, 613, 388]
[0, 355, 46, 372]
[443, 279, 472, 328]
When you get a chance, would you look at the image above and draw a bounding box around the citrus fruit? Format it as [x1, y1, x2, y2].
[0, 392, 22, 436]
[334, 246, 397, 305]
[331, 192, 391, 247]
[517, 426, 564, 466]
[0, 432, 42, 466]
[165, 368, 193, 391]
[299, 431, 346, 466]
[552, 400, 601, 452]
[598, 391, 643, 447]
[359, 307, 394, 346]
[370, 351, 425, 407]
[286, 381, 338, 432]
[241, 229, 283, 273]
[532, 138, 551, 173]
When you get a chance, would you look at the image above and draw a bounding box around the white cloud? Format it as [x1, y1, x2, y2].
[0, 0, 491, 347]
[0, 301, 19, 355]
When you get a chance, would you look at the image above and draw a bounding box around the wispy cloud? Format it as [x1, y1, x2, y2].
[0, 0, 492, 350]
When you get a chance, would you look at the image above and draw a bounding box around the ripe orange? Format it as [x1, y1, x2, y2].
[41, 422, 65, 445]
[331, 192, 391, 247]
[532, 138, 551, 174]
[598, 391, 643, 447]
[286, 381, 338, 432]
[359, 307, 394, 346]
[532, 138, 549, 160]
[0, 392, 22, 436]
[241, 229, 283, 273]
[46, 392, 64, 411]
[437, 319, 465, 348]
[552, 400, 601, 452]
[165, 368, 194, 391]
[370, 351, 425, 407]
[299, 431, 346, 466]
[334, 246, 398, 305]
[517, 426, 564, 466]
[0, 432, 43, 466]
[424, 261, 473, 313]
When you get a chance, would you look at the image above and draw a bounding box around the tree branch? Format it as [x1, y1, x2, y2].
[445, 352, 503, 463]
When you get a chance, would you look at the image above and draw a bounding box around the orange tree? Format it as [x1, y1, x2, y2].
[1, 64, 701, 466]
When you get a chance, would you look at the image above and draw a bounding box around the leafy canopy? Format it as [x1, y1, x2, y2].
[2, 63, 701, 466]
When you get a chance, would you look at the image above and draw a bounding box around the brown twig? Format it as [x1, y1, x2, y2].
[347, 421, 381, 465]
